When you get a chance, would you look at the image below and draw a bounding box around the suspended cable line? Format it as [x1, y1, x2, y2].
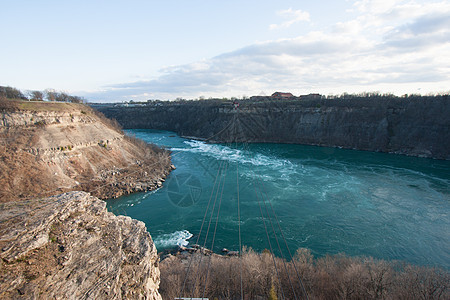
[232, 110, 286, 299]
[257, 175, 298, 300]
[235, 104, 308, 299]
[254, 182, 286, 300]
[188, 160, 229, 298]
[260, 181, 310, 300]
[191, 163, 226, 296]
[178, 159, 226, 297]
[231, 108, 244, 300]
[201, 162, 229, 298]
[236, 144, 244, 300]
[175, 99, 310, 299]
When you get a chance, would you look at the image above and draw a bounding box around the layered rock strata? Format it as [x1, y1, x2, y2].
[96, 96, 450, 159]
[0, 102, 172, 202]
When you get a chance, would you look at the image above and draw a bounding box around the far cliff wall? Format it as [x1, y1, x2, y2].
[95, 96, 450, 159]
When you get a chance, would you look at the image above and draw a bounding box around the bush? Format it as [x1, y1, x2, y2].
[160, 248, 449, 300]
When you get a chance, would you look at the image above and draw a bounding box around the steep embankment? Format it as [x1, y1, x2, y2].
[0, 191, 161, 299]
[0, 100, 170, 299]
[96, 96, 450, 159]
[0, 100, 173, 203]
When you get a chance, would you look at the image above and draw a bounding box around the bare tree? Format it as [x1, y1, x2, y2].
[45, 89, 57, 101]
[54, 92, 69, 102]
[29, 90, 44, 101]
[0, 86, 26, 100]
[67, 95, 84, 103]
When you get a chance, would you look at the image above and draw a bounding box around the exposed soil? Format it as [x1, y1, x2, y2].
[0, 99, 173, 203]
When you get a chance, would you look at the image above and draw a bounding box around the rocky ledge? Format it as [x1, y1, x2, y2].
[0, 191, 161, 299]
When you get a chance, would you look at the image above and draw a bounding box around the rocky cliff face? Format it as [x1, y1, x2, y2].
[0, 101, 171, 299]
[0, 101, 173, 203]
[96, 96, 450, 159]
[0, 191, 161, 299]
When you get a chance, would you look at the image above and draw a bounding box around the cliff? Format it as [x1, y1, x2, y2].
[0, 191, 161, 299]
[95, 95, 450, 159]
[0, 100, 173, 203]
[0, 99, 173, 298]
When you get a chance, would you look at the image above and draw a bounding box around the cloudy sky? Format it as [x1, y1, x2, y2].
[1, 0, 449, 102]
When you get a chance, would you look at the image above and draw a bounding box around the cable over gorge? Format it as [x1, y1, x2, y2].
[106, 107, 450, 299]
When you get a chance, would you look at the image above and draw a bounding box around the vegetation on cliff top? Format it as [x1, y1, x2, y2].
[0, 85, 85, 103]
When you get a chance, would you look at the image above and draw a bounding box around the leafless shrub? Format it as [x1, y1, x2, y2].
[159, 257, 186, 299]
[392, 265, 449, 300]
[0, 98, 15, 111]
[160, 248, 449, 300]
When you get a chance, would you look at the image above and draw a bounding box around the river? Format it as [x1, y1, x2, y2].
[106, 129, 450, 268]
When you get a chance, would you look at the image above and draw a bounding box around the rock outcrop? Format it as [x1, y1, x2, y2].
[0, 101, 173, 202]
[0, 191, 162, 299]
[95, 95, 450, 159]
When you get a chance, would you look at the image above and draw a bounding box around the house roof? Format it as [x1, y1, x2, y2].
[271, 92, 294, 98]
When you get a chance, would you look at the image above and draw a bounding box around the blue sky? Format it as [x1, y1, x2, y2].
[1, 0, 449, 102]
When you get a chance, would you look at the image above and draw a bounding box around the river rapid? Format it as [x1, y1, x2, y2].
[107, 129, 450, 268]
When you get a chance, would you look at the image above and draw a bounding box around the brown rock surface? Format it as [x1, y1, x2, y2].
[0, 101, 172, 202]
[0, 191, 162, 299]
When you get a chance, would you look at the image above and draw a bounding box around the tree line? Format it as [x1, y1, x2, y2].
[0, 85, 85, 103]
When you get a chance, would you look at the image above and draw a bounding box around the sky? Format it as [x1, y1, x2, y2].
[1, 0, 449, 102]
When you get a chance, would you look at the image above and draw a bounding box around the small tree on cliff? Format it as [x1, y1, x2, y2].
[29, 90, 44, 101]
[54, 92, 70, 102]
[67, 95, 84, 103]
[0, 86, 26, 100]
[45, 89, 57, 101]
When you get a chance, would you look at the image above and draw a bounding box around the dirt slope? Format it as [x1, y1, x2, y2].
[0, 100, 173, 203]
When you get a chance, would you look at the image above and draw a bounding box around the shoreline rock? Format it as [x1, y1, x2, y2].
[0, 191, 162, 299]
[159, 244, 240, 264]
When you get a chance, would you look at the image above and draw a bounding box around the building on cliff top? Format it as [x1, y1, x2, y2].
[271, 92, 294, 98]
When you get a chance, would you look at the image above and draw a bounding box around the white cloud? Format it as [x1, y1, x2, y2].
[269, 8, 310, 30]
[354, 0, 405, 14]
[87, 0, 450, 101]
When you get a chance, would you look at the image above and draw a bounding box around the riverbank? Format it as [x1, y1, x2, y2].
[0, 99, 173, 202]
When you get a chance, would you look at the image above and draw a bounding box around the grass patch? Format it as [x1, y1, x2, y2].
[1, 99, 89, 113]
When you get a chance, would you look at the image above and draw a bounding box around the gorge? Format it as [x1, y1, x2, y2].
[95, 94, 450, 160]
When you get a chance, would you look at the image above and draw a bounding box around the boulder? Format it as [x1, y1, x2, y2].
[0, 191, 162, 300]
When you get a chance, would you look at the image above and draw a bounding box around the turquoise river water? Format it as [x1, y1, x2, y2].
[106, 129, 450, 268]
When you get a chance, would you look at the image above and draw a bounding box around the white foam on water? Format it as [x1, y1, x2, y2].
[153, 230, 193, 248]
[173, 140, 295, 171]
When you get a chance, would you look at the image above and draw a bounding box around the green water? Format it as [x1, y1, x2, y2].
[106, 129, 450, 268]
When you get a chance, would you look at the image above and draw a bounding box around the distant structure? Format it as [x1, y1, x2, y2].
[301, 93, 321, 100]
[248, 92, 322, 101]
[271, 92, 294, 98]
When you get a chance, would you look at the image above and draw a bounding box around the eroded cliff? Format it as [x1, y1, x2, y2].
[0, 101, 173, 203]
[0, 100, 172, 298]
[96, 95, 450, 159]
[0, 191, 161, 299]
